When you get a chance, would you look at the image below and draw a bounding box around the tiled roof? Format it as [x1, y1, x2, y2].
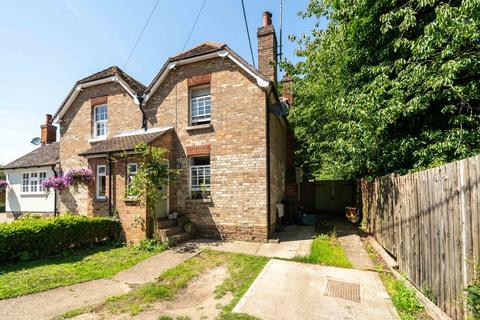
[2, 142, 59, 169]
[78, 66, 146, 93]
[79, 129, 172, 156]
[170, 41, 226, 61]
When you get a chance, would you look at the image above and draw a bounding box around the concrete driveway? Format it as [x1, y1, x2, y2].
[234, 259, 399, 320]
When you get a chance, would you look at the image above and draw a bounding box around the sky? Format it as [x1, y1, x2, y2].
[0, 0, 323, 165]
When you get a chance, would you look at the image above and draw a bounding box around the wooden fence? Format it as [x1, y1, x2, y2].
[360, 155, 480, 319]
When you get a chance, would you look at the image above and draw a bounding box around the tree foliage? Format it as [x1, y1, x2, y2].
[127, 143, 179, 214]
[285, 0, 480, 179]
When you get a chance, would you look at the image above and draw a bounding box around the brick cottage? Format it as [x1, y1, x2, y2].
[3, 12, 299, 242]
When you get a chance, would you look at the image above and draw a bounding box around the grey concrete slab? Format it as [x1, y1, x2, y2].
[234, 259, 399, 320]
[193, 225, 315, 259]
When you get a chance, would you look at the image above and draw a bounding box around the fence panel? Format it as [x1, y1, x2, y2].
[361, 155, 480, 319]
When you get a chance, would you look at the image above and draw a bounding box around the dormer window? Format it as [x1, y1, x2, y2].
[190, 86, 211, 126]
[94, 105, 107, 138]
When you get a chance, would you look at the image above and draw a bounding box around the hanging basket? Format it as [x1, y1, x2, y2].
[0, 180, 9, 192]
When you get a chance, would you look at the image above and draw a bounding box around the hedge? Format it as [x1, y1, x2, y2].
[0, 215, 121, 262]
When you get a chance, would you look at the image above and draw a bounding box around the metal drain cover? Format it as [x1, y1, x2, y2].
[324, 279, 361, 302]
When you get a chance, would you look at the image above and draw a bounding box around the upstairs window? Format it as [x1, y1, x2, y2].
[190, 86, 211, 126]
[190, 156, 211, 199]
[96, 165, 107, 199]
[94, 105, 108, 138]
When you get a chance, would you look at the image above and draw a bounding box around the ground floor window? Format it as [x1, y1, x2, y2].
[190, 156, 211, 199]
[126, 163, 138, 197]
[96, 165, 106, 199]
[21, 171, 47, 193]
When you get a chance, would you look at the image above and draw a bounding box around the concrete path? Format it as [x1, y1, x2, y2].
[234, 259, 400, 320]
[192, 225, 315, 259]
[0, 248, 199, 320]
[323, 219, 374, 270]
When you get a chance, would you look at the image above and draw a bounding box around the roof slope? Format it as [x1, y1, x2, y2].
[79, 128, 172, 156]
[78, 66, 146, 93]
[2, 142, 60, 169]
[145, 41, 270, 95]
[53, 66, 145, 120]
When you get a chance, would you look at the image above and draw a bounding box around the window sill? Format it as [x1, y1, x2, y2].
[20, 193, 48, 197]
[186, 198, 212, 204]
[186, 123, 212, 131]
[124, 197, 139, 203]
[88, 137, 107, 143]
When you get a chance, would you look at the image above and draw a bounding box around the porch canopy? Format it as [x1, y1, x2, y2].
[79, 127, 173, 158]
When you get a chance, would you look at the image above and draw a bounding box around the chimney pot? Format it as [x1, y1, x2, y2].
[41, 114, 57, 146]
[45, 114, 52, 125]
[262, 11, 272, 26]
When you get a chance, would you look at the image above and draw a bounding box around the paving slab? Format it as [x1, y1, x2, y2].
[0, 248, 199, 320]
[193, 225, 315, 259]
[234, 259, 399, 320]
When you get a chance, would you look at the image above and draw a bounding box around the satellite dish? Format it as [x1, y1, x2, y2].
[30, 137, 41, 146]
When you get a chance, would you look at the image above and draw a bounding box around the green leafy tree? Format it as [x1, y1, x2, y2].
[285, 0, 480, 179]
[127, 142, 179, 214]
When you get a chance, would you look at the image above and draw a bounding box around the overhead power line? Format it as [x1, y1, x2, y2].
[182, 0, 208, 51]
[123, 0, 160, 69]
[240, 0, 255, 67]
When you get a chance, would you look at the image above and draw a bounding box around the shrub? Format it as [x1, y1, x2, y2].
[0, 215, 120, 262]
[466, 263, 480, 319]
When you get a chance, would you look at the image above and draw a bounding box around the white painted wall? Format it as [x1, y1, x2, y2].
[5, 167, 57, 213]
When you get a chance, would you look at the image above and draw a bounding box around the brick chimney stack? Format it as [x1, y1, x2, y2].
[41, 114, 57, 146]
[257, 11, 277, 83]
[282, 75, 293, 105]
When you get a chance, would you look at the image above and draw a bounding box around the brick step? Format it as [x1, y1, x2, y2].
[163, 226, 182, 236]
[156, 218, 177, 228]
[168, 232, 192, 244]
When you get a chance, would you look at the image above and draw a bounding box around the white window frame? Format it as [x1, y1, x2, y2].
[22, 173, 30, 193]
[96, 165, 107, 200]
[39, 172, 47, 192]
[93, 104, 108, 139]
[190, 86, 211, 125]
[189, 157, 211, 198]
[21, 171, 47, 194]
[126, 163, 138, 197]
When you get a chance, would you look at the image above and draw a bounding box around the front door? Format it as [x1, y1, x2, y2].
[154, 160, 169, 218]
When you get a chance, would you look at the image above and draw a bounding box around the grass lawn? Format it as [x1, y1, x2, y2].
[292, 232, 352, 268]
[59, 250, 268, 319]
[365, 241, 430, 320]
[0, 241, 168, 300]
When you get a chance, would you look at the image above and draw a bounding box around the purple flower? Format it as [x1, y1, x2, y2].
[42, 176, 66, 191]
[0, 180, 9, 191]
[63, 168, 94, 190]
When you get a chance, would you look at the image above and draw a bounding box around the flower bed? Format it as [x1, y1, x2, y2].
[0, 215, 120, 262]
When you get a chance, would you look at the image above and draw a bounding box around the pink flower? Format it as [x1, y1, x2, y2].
[42, 176, 66, 191]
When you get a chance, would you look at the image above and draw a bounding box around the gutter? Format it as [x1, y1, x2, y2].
[51, 164, 58, 217]
[108, 153, 113, 216]
[137, 94, 148, 131]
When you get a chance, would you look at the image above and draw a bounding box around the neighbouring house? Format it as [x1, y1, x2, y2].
[2, 12, 300, 242]
[2, 115, 59, 218]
